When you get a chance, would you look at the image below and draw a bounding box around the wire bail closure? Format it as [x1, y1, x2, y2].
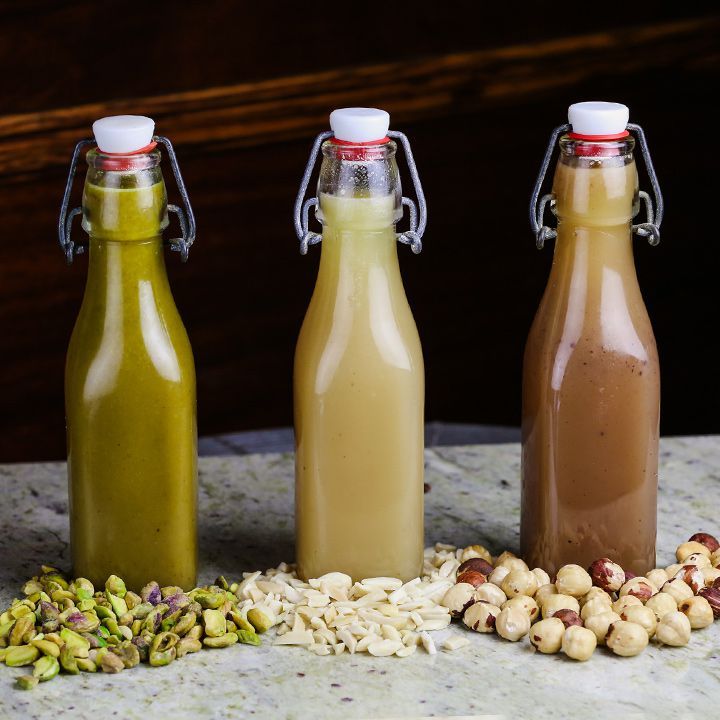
[58, 136, 196, 264]
[529, 122, 664, 250]
[293, 130, 427, 255]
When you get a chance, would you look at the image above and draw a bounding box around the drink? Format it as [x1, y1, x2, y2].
[522, 102, 662, 576]
[294, 108, 426, 581]
[61, 116, 197, 589]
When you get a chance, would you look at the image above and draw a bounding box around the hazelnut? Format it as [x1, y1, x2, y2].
[584, 611, 621, 645]
[612, 595, 642, 615]
[682, 553, 711, 569]
[495, 606, 531, 642]
[457, 557, 493, 577]
[715, 577, 720, 590]
[665, 563, 683, 578]
[587, 558, 625, 593]
[620, 605, 657, 638]
[561, 625, 597, 661]
[463, 601, 500, 633]
[494, 550, 517, 565]
[662, 578, 694, 604]
[496, 557, 529, 573]
[618, 577, 656, 602]
[678, 596, 714, 629]
[655, 610, 691, 646]
[534, 584, 558, 609]
[646, 569, 669, 590]
[712, 549, 720, 568]
[688, 532, 720, 553]
[555, 565, 593, 598]
[473, 583, 507, 607]
[531, 568, 551, 588]
[580, 596, 613, 622]
[541, 594, 580, 620]
[645, 592, 678, 622]
[674, 565, 705, 594]
[606, 620, 649, 657]
[676, 541, 711, 563]
[698, 587, 720, 619]
[501, 570, 538, 599]
[580, 587, 612, 608]
[440, 583, 476, 618]
[529, 617, 565, 654]
[488, 566, 511, 587]
[701, 567, 720, 587]
[501, 595, 539, 622]
[456, 570, 487, 589]
[460, 545, 493, 565]
[623, 570, 637, 581]
[552, 609, 583, 629]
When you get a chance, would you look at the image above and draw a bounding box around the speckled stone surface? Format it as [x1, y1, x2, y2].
[1, 437, 719, 719]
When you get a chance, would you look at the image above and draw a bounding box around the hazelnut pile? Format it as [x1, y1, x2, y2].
[441, 532, 720, 661]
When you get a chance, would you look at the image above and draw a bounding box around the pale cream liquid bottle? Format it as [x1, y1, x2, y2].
[293, 108, 426, 581]
[522, 102, 663, 576]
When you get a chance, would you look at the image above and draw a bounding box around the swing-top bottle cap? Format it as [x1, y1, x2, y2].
[93, 115, 155, 154]
[568, 101, 629, 139]
[330, 108, 390, 143]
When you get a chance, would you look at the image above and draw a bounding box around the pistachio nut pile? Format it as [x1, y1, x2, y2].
[0, 568, 264, 690]
[440, 531, 720, 661]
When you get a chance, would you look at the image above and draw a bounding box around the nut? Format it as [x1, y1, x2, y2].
[15, 675, 39, 690]
[702, 567, 720, 587]
[529, 617, 565, 654]
[682, 553, 711, 569]
[676, 541, 711, 563]
[456, 570, 487, 588]
[4, 645, 40, 667]
[674, 565, 705, 594]
[620, 605, 657, 638]
[59, 645, 79, 674]
[501, 570, 538, 598]
[463, 601, 500, 633]
[561, 625, 597, 661]
[105, 576, 127, 599]
[688, 532, 720, 553]
[580, 587, 612, 608]
[542, 594, 580, 619]
[495, 551, 518, 565]
[678, 596, 714, 629]
[612, 595, 642, 615]
[534, 584, 558, 608]
[698, 587, 720, 619]
[619, 577, 656, 602]
[655, 610, 691, 646]
[460, 545, 493, 564]
[202, 609, 227, 638]
[495, 557, 529, 573]
[488, 566, 511, 587]
[203, 632, 239, 648]
[32, 655, 60, 681]
[662, 578, 694, 604]
[501, 596, 539, 622]
[606, 620, 649, 657]
[555, 565, 593, 598]
[247, 606, 276, 634]
[713, 549, 720, 568]
[531, 568, 551, 588]
[588, 558, 625, 593]
[552, 609, 583, 628]
[495, 606, 530, 642]
[473, 583, 506, 607]
[646, 569, 669, 589]
[665, 563, 683, 578]
[580, 596, 613, 621]
[584, 611, 621, 645]
[457, 557, 494, 577]
[645, 592, 678, 621]
[441, 583, 476, 618]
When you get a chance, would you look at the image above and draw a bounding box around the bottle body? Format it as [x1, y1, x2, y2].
[66, 151, 197, 590]
[521, 137, 659, 576]
[294, 141, 424, 582]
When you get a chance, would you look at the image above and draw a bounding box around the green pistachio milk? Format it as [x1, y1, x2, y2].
[65, 149, 197, 590]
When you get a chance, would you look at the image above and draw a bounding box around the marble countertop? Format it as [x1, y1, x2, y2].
[1, 437, 719, 719]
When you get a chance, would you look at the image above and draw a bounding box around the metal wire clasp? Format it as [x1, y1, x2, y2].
[529, 123, 664, 250]
[293, 130, 427, 255]
[58, 136, 196, 263]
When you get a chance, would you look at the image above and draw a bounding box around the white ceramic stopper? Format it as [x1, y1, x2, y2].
[568, 102, 629, 136]
[329, 108, 390, 143]
[93, 115, 155, 153]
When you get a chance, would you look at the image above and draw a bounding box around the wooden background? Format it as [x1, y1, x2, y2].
[1, 3, 718, 463]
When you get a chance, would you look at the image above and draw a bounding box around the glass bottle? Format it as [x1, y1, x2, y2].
[293, 108, 427, 582]
[522, 102, 663, 576]
[59, 116, 197, 590]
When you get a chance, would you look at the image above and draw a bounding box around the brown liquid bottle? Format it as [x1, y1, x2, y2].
[522, 102, 663, 576]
